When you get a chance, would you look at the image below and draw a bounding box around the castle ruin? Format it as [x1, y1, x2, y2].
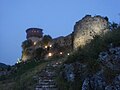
[21, 15, 109, 61]
[73, 15, 109, 49]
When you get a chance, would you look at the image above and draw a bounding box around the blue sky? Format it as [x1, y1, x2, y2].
[0, 0, 120, 65]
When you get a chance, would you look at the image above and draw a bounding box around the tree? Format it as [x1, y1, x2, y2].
[104, 16, 109, 22]
[21, 39, 33, 49]
[109, 22, 118, 30]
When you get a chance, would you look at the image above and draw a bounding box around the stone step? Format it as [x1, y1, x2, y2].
[38, 84, 56, 87]
[39, 77, 55, 80]
[39, 79, 54, 82]
[35, 61, 60, 90]
[35, 87, 58, 90]
[36, 84, 57, 88]
[39, 81, 55, 85]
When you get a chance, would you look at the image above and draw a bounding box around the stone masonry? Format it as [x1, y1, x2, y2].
[73, 15, 109, 49]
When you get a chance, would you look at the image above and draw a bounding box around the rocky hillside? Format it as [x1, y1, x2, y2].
[0, 60, 48, 90]
[57, 25, 120, 90]
[1, 15, 120, 90]
[0, 58, 65, 90]
[0, 63, 8, 68]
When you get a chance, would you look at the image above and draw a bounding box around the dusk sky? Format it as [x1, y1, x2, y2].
[0, 0, 120, 65]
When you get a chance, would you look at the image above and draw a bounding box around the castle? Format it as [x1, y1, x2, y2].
[21, 28, 73, 61]
[22, 28, 43, 61]
[21, 15, 109, 61]
[26, 28, 43, 42]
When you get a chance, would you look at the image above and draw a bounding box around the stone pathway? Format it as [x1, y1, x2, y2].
[35, 61, 62, 90]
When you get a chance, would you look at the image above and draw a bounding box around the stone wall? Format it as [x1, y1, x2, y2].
[26, 28, 43, 39]
[52, 36, 65, 46]
[51, 34, 73, 52]
[73, 15, 109, 49]
[21, 15, 109, 61]
[28, 37, 42, 44]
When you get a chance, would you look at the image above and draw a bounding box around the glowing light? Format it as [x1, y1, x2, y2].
[45, 46, 48, 48]
[56, 62, 58, 65]
[67, 53, 70, 56]
[17, 58, 21, 64]
[49, 45, 52, 47]
[34, 42, 37, 45]
[48, 53, 52, 57]
[60, 52, 63, 55]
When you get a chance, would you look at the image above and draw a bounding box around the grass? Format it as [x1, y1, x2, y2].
[14, 62, 48, 90]
[57, 27, 120, 89]
[0, 60, 48, 90]
[56, 68, 82, 90]
[56, 75, 69, 90]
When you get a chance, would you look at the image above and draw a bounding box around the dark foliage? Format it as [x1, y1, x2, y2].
[42, 35, 52, 45]
[34, 47, 47, 59]
[22, 39, 33, 49]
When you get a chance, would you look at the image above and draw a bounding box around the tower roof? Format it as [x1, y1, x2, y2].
[26, 28, 43, 33]
[26, 28, 43, 39]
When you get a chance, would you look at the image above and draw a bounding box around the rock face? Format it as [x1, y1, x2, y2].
[21, 15, 109, 61]
[73, 15, 109, 49]
[99, 47, 120, 71]
[62, 47, 120, 90]
[64, 64, 75, 81]
[82, 47, 120, 90]
[82, 73, 120, 90]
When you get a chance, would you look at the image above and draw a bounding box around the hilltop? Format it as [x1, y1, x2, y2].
[0, 63, 8, 68]
[0, 15, 120, 90]
[21, 15, 108, 62]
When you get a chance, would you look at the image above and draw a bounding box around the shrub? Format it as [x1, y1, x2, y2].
[66, 27, 120, 63]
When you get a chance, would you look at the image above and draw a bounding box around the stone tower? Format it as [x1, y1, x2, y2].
[22, 28, 43, 61]
[73, 15, 109, 49]
[26, 28, 43, 44]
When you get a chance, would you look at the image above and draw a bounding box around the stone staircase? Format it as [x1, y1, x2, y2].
[35, 61, 62, 90]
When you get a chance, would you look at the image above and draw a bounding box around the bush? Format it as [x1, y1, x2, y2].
[66, 27, 120, 63]
[103, 67, 119, 84]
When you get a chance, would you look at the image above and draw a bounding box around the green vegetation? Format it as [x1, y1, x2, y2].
[57, 76, 82, 90]
[1, 21, 120, 90]
[22, 39, 33, 50]
[66, 26, 120, 64]
[0, 60, 48, 90]
[13, 61, 48, 90]
[42, 35, 52, 46]
[56, 76, 69, 90]
[12, 60, 46, 76]
[103, 67, 119, 84]
[34, 47, 47, 59]
[56, 24, 120, 90]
